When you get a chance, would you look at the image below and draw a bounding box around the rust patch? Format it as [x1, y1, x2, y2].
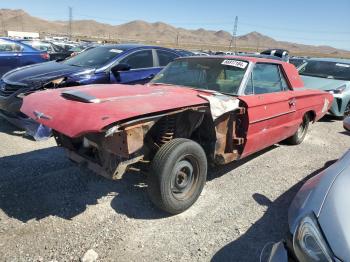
[214, 112, 244, 164]
[102, 122, 155, 157]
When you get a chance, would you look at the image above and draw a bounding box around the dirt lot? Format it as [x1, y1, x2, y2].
[0, 116, 349, 262]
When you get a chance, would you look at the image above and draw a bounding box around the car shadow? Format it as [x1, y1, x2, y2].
[318, 115, 340, 123]
[111, 145, 280, 219]
[207, 145, 279, 181]
[0, 146, 169, 222]
[211, 159, 337, 262]
[339, 130, 350, 136]
[0, 142, 282, 221]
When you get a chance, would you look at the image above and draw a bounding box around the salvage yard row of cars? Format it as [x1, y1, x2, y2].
[1, 38, 350, 261]
[0, 38, 97, 77]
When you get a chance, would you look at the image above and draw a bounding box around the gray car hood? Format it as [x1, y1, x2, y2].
[318, 163, 350, 261]
[288, 150, 350, 261]
[301, 75, 348, 91]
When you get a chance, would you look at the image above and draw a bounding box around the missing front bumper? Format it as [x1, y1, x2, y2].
[67, 150, 143, 180]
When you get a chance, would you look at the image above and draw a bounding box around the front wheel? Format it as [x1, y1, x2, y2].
[285, 114, 310, 145]
[147, 138, 208, 214]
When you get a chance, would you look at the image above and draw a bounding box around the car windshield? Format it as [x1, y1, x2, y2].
[151, 58, 248, 95]
[63, 46, 125, 68]
[299, 60, 350, 80]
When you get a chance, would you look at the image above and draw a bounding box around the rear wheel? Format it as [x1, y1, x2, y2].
[286, 114, 310, 145]
[147, 138, 207, 214]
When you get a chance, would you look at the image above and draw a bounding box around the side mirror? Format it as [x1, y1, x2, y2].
[111, 63, 131, 74]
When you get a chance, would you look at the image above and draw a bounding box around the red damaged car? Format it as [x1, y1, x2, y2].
[21, 56, 333, 214]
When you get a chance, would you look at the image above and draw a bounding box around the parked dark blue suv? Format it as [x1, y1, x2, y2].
[0, 44, 183, 138]
[0, 38, 49, 77]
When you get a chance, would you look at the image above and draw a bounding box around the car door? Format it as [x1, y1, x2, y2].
[0, 40, 20, 77]
[240, 63, 297, 158]
[112, 49, 157, 84]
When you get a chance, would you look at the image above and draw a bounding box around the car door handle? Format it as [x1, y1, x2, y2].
[289, 98, 296, 107]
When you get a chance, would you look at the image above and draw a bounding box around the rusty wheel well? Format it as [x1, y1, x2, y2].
[144, 110, 216, 160]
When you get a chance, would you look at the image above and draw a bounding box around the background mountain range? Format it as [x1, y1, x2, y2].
[0, 9, 349, 57]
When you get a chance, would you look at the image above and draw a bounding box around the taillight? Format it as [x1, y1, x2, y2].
[41, 52, 50, 60]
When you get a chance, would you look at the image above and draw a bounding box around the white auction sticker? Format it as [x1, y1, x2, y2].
[221, 59, 248, 69]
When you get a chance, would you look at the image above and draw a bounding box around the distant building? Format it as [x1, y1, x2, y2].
[46, 36, 69, 41]
[6, 31, 39, 39]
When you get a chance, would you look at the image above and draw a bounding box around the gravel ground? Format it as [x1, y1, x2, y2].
[0, 116, 349, 262]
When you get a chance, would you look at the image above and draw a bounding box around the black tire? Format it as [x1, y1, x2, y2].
[286, 114, 310, 145]
[147, 138, 207, 214]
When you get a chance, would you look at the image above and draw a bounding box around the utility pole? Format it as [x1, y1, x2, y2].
[20, 14, 24, 31]
[0, 15, 4, 36]
[229, 16, 238, 53]
[68, 6, 73, 40]
[176, 32, 179, 47]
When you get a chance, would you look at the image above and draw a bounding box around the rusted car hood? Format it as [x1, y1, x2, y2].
[20, 84, 209, 137]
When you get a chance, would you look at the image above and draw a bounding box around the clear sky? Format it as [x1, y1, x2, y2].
[2, 0, 350, 50]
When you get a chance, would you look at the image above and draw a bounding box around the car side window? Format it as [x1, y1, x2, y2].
[279, 67, 289, 90]
[0, 40, 22, 52]
[244, 72, 254, 95]
[252, 63, 284, 94]
[157, 50, 178, 67]
[120, 50, 153, 69]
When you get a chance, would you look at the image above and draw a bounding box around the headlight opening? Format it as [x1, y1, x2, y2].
[293, 214, 334, 261]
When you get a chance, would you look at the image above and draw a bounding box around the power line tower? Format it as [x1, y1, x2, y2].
[68, 6, 73, 40]
[229, 16, 238, 53]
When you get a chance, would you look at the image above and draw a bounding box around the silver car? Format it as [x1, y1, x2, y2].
[299, 58, 350, 118]
[269, 149, 350, 262]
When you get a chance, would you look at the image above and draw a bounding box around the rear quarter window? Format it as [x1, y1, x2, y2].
[157, 50, 179, 67]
